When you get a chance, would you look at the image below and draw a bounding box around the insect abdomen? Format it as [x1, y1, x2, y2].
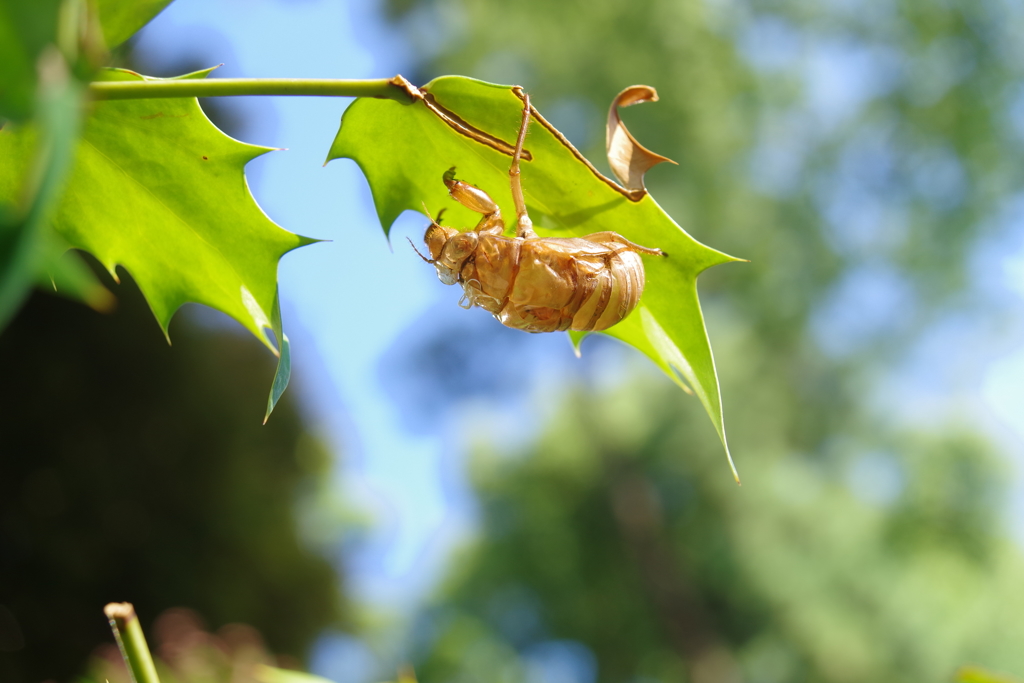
[459, 235, 646, 333]
[568, 249, 645, 331]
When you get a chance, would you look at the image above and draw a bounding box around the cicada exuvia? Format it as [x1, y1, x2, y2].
[415, 93, 665, 333]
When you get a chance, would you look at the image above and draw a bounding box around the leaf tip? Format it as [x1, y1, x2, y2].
[698, 248, 748, 273]
[567, 330, 588, 357]
[722, 436, 740, 485]
[296, 234, 327, 248]
[251, 144, 279, 158]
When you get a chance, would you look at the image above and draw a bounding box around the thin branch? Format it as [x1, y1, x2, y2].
[104, 602, 161, 683]
[88, 77, 415, 102]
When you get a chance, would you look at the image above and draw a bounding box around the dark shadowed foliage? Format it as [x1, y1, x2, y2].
[0, 265, 345, 683]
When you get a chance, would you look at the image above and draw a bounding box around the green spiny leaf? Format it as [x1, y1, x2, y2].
[327, 76, 741, 478]
[95, 0, 175, 48]
[39, 243, 115, 312]
[0, 67, 314, 417]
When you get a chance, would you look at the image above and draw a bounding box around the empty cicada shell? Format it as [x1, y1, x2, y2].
[415, 93, 665, 333]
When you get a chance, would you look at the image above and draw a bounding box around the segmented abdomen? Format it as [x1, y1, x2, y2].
[459, 235, 646, 333]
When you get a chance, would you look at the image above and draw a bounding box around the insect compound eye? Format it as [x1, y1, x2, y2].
[441, 232, 479, 266]
[425, 223, 458, 260]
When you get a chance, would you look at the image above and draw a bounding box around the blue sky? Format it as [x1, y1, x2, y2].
[136, 0, 477, 609]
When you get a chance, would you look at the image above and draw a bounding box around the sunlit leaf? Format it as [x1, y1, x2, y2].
[328, 76, 741, 478]
[0, 67, 314, 417]
[39, 244, 115, 312]
[95, 0, 175, 48]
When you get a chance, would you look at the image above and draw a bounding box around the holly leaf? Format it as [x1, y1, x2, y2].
[327, 76, 741, 479]
[95, 0, 175, 48]
[0, 67, 314, 419]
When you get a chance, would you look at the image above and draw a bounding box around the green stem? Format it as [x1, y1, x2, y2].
[104, 602, 161, 683]
[88, 77, 413, 102]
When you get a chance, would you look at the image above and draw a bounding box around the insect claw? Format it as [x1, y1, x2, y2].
[407, 237, 435, 264]
[443, 166, 458, 187]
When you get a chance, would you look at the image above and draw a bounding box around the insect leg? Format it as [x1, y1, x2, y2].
[443, 167, 505, 234]
[583, 231, 666, 256]
[510, 94, 538, 239]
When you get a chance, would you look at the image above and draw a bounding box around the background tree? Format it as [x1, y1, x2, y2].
[379, 0, 1024, 680]
[409, 377, 1024, 683]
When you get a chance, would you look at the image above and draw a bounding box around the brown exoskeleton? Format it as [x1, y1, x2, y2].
[416, 94, 665, 333]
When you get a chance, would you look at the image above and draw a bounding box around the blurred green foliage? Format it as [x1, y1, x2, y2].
[384, 0, 1024, 680]
[0, 0, 113, 331]
[0, 268, 346, 683]
[958, 665, 1024, 683]
[0, 0, 165, 338]
[412, 378, 1024, 683]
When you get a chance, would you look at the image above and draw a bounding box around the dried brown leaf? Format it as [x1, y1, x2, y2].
[606, 85, 676, 193]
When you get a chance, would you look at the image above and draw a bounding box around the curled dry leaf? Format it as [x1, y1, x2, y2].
[606, 85, 676, 195]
